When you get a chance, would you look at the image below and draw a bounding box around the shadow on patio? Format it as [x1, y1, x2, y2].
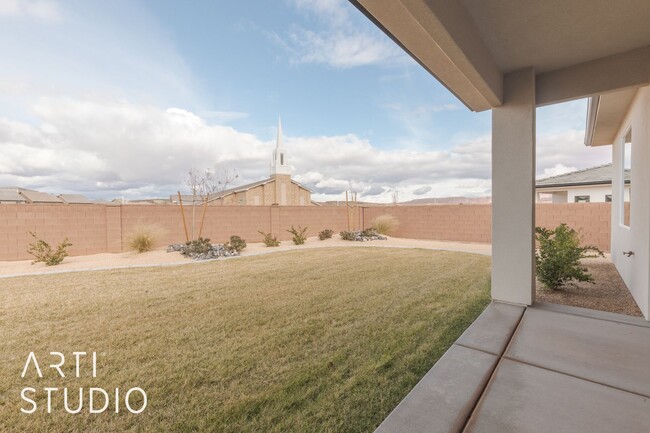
[375, 301, 650, 433]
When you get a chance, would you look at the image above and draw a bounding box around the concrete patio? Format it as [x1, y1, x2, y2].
[375, 301, 650, 433]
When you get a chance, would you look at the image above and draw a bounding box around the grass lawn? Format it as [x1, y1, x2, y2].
[0, 247, 491, 432]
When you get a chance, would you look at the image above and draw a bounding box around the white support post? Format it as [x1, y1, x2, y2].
[492, 67, 536, 305]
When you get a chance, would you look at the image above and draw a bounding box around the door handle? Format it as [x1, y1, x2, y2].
[623, 251, 635, 257]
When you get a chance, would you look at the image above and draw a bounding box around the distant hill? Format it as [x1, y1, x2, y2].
[401, 196, 492, 205]
[315, 196, 491, 206]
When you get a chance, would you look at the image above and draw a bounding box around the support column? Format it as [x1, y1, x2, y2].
[492, 67, 536, 305]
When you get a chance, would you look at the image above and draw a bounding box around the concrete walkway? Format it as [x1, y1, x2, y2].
[375, 302, 650, 433]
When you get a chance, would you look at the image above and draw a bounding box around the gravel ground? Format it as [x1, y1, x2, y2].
[536, 256, 643, 317]
[0, 236, 491, 277]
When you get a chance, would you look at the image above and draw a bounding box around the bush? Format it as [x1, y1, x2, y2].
[318, 229, 333, 240]
[27, 232, 72, 266]
[259, 231, 280, 247]
[127, 225, 160, 253]
[370, 214, 399, 235]
[535, 224, 604, 290]
[183, 237, 212, 256]
[226, 235, 247, 253]
[340, 231, 356, 241]
[287, 226, 308, 245]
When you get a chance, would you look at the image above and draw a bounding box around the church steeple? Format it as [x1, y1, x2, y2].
[270, 116, 291, 176]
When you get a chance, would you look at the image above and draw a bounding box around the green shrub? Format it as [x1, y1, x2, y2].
[361, 228, 379, 237]
[226, 235, 247, 253]
[340, 230, 356, 241]
[258, 231, 280, 247]
[370, 214, 399, 235]
[535, 224, 604, 290]
[287, 226, 308, 245]
[27, 232, 72, 266]
[127, 225, 160, 253]
[183, 237, 212, 256]
[318, 229, 333, 240]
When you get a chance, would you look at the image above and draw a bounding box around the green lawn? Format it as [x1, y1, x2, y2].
[0, 248, 491, 432]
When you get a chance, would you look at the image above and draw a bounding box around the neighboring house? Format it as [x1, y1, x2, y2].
[0, 188, 93, 204]
[536, 164, 630, 203]
[171, 119, 312, 206]
[0, 187, 62, 204]
[58, 194, 95, 204]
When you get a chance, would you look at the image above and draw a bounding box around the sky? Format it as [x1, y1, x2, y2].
[0, 0, 612, 202]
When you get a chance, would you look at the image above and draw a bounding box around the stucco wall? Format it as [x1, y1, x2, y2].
[0, 202, 613, 261]
[610, 87, 650, 318]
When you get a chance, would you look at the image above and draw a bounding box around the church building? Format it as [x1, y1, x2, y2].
[207, 119, 313, 206]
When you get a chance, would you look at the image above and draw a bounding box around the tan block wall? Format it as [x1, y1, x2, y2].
[0, 204, 112, 261]
[364, 203, 611, 251]
[0, 203, 612, 261]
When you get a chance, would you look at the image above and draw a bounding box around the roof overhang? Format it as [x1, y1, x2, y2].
[350, 0, 650, 112]
[585, 88, 639, 146]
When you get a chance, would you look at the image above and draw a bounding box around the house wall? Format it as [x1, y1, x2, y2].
[0, 203, 612, 261]
[611, 87, 650, 318]
[537, 185, 630, 203]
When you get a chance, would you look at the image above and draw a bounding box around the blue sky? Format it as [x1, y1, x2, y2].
[0, 0, 611, 201]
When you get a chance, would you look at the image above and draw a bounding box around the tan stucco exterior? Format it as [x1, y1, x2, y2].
[208, 175, 312, 206]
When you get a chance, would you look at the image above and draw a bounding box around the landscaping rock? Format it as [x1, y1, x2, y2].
[166, 242, 241, 261]
[339, 229, 387, 242]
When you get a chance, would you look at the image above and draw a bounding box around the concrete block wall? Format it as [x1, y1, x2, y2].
[0, 203, 613, 261]
[0, 204, 111, 260]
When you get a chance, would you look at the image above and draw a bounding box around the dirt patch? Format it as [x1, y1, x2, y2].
[536, 257, 642, 317]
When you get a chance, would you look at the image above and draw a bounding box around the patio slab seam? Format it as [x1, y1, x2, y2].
[500, 354, 650, 400]
[457, 303, 527, 433]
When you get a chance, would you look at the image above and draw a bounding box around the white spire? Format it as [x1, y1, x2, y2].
[276, 116, 283, 149]
[270, 116, 291, 176]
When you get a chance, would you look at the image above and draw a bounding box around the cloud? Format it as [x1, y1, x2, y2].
[201, 111, 249, 124]
[0, 96, 612, 203]
[413, 185, 432, 195]
[272, 0, 407, 68]
[0, 0, 61, 21]
[539, 163, 578, 179]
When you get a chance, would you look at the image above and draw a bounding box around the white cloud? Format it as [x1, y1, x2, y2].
[413, 185, 432, 195]
[273, 0, 408, 68]
[539, 163, 578, 179]
[0, 0, 61, 21]
[0, 96, 612, 202]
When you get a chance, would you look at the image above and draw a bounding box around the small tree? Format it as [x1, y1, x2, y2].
[27, 232, 72, 266]
[535, 224, 604, 290]
[287, 226, 308, 245]
[185, 167, 238, 240]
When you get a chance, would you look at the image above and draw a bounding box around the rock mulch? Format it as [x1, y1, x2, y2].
[536, 258, 643, 317]
[340, 230, 387, 242]
[167, 243, 240, 261]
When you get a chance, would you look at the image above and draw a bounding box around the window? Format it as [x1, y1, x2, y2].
[574, 195, 590, 203]
[605, 195, 612, 202]
[280, 153, 284, 165]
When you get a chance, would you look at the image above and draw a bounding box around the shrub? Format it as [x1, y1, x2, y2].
[258, 231, 280, 247]
[183, 237, 212, 256]
[318, 229, 333, 240]
[287, 226, 308, 245]
[226, 235, 247, 253]
[535, 224, 604, 290]
[127, 225, 160, 253]
[370, 214, 399, 235]
[340, 230, 356, 241]
[27, 232, 72, 266]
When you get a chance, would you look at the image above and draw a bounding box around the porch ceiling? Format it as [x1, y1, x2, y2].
[351, 0, 650, 111]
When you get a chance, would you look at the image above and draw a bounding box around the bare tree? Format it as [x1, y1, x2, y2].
[391, 189, 399, 205]
[184, 167, 239, 240]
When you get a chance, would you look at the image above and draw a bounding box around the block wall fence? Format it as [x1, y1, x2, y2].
[0, 203, 611, 261]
